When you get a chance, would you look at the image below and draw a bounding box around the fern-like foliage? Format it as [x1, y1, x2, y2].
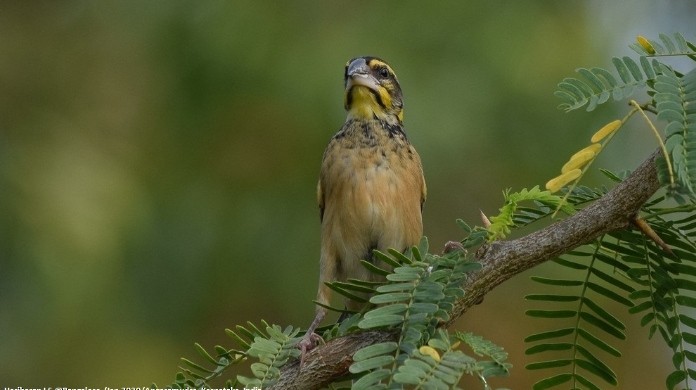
[236, 324, 301, 387]
[157, 321, 300, 389]
[524, 183, 696, 389]
[556, 33, 696, 113]
[455, 331, 512, 380]
[619, 202, 696, 389]
[555, 33, 696, 198]
[348, 239, 511, 389]
[527, 32, 696, 390]
[160, 238, 509, 389]
[654, 66, 696, 196]
[487, 186, 575, 241]
[630, 33, 696, 59]
[392, 330, 472, 388]
[555, 55, 661, 112]
[525, 242, 632, 390]
[481, 184, 606, 244]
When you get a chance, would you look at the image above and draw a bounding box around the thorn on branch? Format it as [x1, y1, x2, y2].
[480, 210, 492, 228]
[631, 215, 674, 255]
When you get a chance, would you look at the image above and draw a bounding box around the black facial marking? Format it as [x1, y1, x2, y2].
[372, 89, 387, 108]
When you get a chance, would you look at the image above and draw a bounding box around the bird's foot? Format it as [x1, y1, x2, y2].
[298, 331, 324, 367]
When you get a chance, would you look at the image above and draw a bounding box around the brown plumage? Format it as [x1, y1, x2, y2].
[299, 56, 426, 361]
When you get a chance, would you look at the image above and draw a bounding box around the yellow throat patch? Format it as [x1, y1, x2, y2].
[346, 85, 397, 121]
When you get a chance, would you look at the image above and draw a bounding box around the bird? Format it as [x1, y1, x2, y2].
[298, 56, 427, 362]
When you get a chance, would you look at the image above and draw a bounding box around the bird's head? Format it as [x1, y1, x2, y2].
[343, 56, 404, 124]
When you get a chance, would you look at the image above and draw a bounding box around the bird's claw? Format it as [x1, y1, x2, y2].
[298, 332, 324, 367]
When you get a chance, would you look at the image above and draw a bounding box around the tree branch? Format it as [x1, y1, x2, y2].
[271, 150, 662, 390]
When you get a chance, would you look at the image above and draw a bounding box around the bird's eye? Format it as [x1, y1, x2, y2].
[378, 67, 390, 78]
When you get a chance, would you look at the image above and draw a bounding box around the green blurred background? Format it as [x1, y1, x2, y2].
[1, 1, 693, 387]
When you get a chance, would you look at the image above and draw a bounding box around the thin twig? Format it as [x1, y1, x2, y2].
[630, 99, 674, 187]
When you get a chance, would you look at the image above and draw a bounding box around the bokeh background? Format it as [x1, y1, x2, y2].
[1, 1, 694, 387]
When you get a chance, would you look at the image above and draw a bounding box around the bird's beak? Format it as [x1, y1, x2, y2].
[346, 58, 379, 92]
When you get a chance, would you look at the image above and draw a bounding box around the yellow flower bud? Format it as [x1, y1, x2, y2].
[570, 143, 601, 160]
[561, 150, 595, 173]
[591, 120, 622, 143]
[546, 169, 582, 193]
[637, 35, 656, 55]
[419, 346, 441, 362]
